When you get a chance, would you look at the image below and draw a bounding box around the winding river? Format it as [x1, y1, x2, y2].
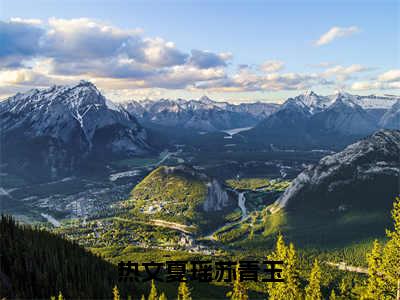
[237, 192, 247, 220]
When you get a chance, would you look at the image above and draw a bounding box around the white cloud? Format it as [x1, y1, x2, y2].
[0, 68, 50, 85]
[322, 64, 372, 82]
[0, 17, 397, 99]
[351, 69, 400, 91]
[315, 26, 360, 46]
[260, 60, 284, 73]
[10, 17, 42, 25]
[195, 68, 330, 92]
[377, 69, 400, 82]
[189, 50, 232, 68]
[143, 37, 188, 67]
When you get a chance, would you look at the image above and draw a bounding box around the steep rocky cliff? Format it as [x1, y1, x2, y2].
[276, 130, 400, 211]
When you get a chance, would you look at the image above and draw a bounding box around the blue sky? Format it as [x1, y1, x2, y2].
[0, 0, 398, 102]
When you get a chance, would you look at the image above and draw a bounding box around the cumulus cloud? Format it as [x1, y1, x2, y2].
[10, 17, 42, 25]
[260, 60, 284, 73]
[0, 20, 44, 67]
[42, 18, 141, 60]
[0, 18, 231, 91]
[351, 69, 400, 91]
[351, 81, 400, 91]
[322, 64, 372, 81]
[0, 17, 396, 98]
[315, 26, 360, 46]
[143, 38, 188, 67]
[189, 50, 232, 69]
[195, 68, 330, 92]
[0, 68, 54, 87]
[377, 69, 400, 82]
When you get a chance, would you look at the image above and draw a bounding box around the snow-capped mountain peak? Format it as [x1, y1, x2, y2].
[198, 95, 214, 104]
[1, 81, 150, 179]
[294, 91, 332, 113]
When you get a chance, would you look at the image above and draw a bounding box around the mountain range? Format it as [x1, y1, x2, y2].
[123, 96, 279, 131]
[1, 81, 399, 179]
[0, 81, 150, 180]
[244, 91, 399, 149]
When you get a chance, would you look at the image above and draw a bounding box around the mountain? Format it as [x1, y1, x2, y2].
[121, 165, 237, 232]
[0, 81, 150, 180]
[379, 99, 400, 129]
[310, 93, 377, 136]
[244, 97, 314, 147]
[333, 93, 398, 123]
[254, 130, 400, 246]
[276, 129, 400, 211]
[244, 91, 398, 149]
[338, 93, 398, 110]
[292, 90, 332, 113]
[123, 97, 279, 132]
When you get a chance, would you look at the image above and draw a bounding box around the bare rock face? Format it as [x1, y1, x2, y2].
[1, 81, 150, 180]
[203, 179, 230, 212]
[276, 130, 400, 210]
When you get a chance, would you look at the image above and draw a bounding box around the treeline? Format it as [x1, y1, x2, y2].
[0, 215, 134, 298]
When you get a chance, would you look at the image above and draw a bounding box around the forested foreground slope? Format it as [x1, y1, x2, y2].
[0, 215, 133, 298]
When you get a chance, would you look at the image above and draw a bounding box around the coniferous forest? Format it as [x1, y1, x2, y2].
[0, 215, 133, 298]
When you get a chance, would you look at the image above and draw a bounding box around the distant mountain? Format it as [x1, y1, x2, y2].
[292, 90, 332, 113]
[123, 97, 279, 131]
[379, 100, 400, 129]
[338, 93, 398, 110]
[244, 97, 315, 147]
[276, 129, 400, 211]
[310, 93, 377, 136]
[244, 91, 399, 149]
[0, 81, 150, 180]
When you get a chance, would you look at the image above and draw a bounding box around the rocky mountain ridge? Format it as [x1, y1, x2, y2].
[0, 81, 150, 180]
[244, 91, 399, 148]
[276, 129, 400, 210]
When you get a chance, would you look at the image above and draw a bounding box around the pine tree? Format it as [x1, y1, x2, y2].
[148, 280, 158, 300]
[58, 292, 64, 300]
[230, 265, 249, 300]
[305, 260, 322, 300]
[339, 278, 351, 299]
[141, 295, 146, 300]
[382, 196, 400, 300]
[113, 285, 120, 300]
[329, 289, 337, 300]
[362, 197, 400, 299]
[177, 280, 192, 300]
[362, 240, 385, 299]
[159, 292, 167, 300]
[266, 233, 302, 300]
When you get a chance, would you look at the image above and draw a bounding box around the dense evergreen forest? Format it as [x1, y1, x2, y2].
[0, 215, 134, 298]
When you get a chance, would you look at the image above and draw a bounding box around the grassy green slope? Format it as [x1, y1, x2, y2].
[127, 166, 207, 225]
